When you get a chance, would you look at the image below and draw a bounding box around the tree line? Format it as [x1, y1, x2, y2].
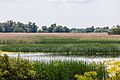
[0, 20, 38, 32]
[0, 20, 120, 35]
[39, 23, 109, 33]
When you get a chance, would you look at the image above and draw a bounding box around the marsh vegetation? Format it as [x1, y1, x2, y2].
[1, 33, 120, 80]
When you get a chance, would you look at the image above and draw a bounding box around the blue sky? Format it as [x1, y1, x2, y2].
[0, 0, 120, 28]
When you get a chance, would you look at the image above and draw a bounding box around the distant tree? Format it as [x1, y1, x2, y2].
[103, 26, 109, 29]
[3, 20, 13, 32]
[108, 25, 120, 35]
[41, 26, 48, 33]
[86, 26, 95, 33]
[0, 23, 4, 32]
[48, 23, 57, 33]
[0, 20, 38, 33]
[94, 27, 109, 33]
[52, 25, 65, 32]
[63, 26, 70, 32]
[71, 28, 77, 33]
[28, 22, 38, 32]
[41, 26, 47, 30]
[13, 27, 20, 32]
[38, 29, 42, 33]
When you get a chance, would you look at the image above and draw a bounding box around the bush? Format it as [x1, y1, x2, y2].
[0, 54, 36, 80]
[75, 71, 98, 80]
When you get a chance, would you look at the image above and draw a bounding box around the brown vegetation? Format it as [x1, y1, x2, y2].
[0, 33, 120, 39]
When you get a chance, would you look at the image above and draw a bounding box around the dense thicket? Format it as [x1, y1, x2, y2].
[0, 20, 38, 32]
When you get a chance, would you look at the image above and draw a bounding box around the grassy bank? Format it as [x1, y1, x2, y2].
[0, 55, 108, 80]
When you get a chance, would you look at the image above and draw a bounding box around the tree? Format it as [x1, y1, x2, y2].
[108, 25, 120, 35]
[41, 26, 48, 33]
[0, 20, 38, 33]
[52, 25, 65, 32]
[28, 22, 38, 33]
[86, 26, 95, 33]
[63, 26, 70, 32]
[4, 21, 13, 32]
[48, 23, 57, 33]
[0, 23, 4, 32]
[41, 26, 47, 30]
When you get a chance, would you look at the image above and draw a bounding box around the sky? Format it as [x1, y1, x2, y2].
[0, 0, 120, 28]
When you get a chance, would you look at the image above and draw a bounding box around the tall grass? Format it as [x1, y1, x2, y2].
[35, 38, 120, 44]
[34, 61, 108, 80]
[1, 36, 120, 56]
[0, 37, 120, 44]
[0, 55, 108, 80]
[1, 44, 120, 56]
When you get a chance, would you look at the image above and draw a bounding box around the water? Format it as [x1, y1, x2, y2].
[3, 53, 120, 63]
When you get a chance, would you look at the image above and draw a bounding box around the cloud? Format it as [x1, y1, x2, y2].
[48, 0, 93, 4]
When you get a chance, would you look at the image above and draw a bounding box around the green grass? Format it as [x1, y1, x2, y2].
[34, 60, 108, 80]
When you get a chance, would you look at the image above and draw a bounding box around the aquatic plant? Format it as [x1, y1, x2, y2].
[34, 61, 107, 80]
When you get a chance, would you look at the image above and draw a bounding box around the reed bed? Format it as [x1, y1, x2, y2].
[0, 33, 120, 57]
[35, 38, 120, 44]
[0, 55, 108, 80]
[34, 60, 108, 80]
[0, 37, 120, 44]
[1, 33, 120, 39]
[1, 44, 120, 56]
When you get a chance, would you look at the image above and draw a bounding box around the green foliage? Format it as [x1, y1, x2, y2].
[52, 25, 65, 32]
[1, 38, 120, 56]
[1, 43, 120, 56]
[75, 71, 98, 80]
[0, 20, 38, 33]
[0, 55, 108, 80]
[48, 23, 57, 33]
[0, 54, 36, 80]
[0, 21, 110, 33]
[34, 61, 107, 80]
[108, 72, 120, 80]
[108, 25, 120, 35]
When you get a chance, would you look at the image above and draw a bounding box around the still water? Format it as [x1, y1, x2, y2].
[4, 53, 120, 62]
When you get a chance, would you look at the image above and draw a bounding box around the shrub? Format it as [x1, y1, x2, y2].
[0, 54, 36, 80]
